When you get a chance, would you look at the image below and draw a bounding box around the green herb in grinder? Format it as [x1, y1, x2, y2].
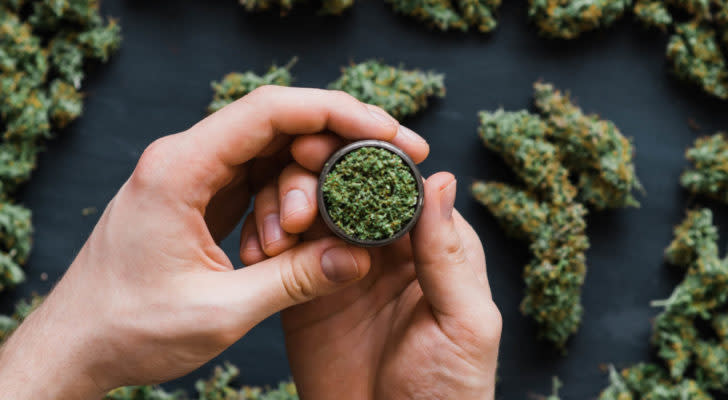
[321, 143, 421, 243]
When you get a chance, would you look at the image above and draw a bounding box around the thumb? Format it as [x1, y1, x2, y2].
[213, 237, 371, 327]
[411, 172, 485, 318]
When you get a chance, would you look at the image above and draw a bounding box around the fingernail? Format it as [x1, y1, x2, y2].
[398, 125, 427, 144]
[321, 247, 360, 282]
[243, 231, 261, 252]
[263, 214, 283, 245]
[281, 189, 310, 220]
[440, 179, 457, 220]
[367, 105, 397, 127]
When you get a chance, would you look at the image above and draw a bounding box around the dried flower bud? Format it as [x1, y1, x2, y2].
[667, 22, 728, 100]
[533, 82, 642, 209]
[471, 181, 589, 347]
[681, 133, 728, 203]
[633, 0, 672, 30]
[329, 60, 445, 120]
[665, 208, 718, 268]
[0, 294, 43, 343]
[194, 362, 299, 400]
[104, 385, 186, 400]
[208, 58, 296, 114]
[386, 0, 500, 32]
[528, 0, 632, 39]
[239, 0, 354, 16]
[0, 0, 120, 294]
[478, 109, 576, 205]
[652, 312, 698, 379]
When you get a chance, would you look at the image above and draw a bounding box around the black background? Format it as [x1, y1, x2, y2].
[2, 0, 728, 398]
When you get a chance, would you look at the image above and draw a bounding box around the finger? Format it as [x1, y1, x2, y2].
[254, 183, 298, 257]
[240, 214, 268, 266]
[453, 210, 490, 295]
[411, 172, 489, 318]
[291, 123, 429, 174]
[291, 133, 345, 172]
[365, 105, 429, 164]
[183, 87, 400, 198]
[278, 164, 318, 234]
[197, 237, 372, 330]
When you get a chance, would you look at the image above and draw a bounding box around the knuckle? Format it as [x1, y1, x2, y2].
[329, 89, 356, 103]
[130, 137, 175, 190]
[248, 84, 279, 99]
[445, 242, 468, 265]
[279, 254, 318, 304]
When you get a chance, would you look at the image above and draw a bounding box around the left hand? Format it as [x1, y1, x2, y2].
[0, 86, 429, 399]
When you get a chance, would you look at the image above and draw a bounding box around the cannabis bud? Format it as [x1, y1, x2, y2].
[328, 60, 445, 120]
[194, 362, 298, 400]
[0, 293, 43, 343]
[471, 181, 588, 348]
[533, 82, 642, 210]
[386, 0, 501, 33]
[239, 0, 354, 16]
[104, 385, 185, 400]
[478, 109, 576, 206]
[471, 82, 640, 348]
[681, 133, 728, 203]
[208, 58, 297, 114]
[0, 0, 121, 292]
[528, 0, 632, 39]
[0, 202, 32, 292]
[631, 0, 728, 100]
[667, 22, 728, 100]
[319, 140, 423, 245]
[101, 361, 298, 399]
[598, 363, 711, 400]
[599, 208, 728, 397]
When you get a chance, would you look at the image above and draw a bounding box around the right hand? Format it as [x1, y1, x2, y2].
[242, 143, 502, 399]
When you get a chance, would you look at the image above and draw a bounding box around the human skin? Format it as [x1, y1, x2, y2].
[0, 86, 501, 399]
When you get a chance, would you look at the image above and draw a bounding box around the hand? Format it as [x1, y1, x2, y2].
[242, 168, 502, 397]
[0, 86, 430, 399]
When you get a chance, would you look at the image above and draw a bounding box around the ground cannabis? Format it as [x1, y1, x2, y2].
[328, 60, 445, 121]
[681, 133, 728, 203]
[472, 82, 639, 348]
[599, 209, 728, 399]
[0, 0, 121, 292]
[208, 58, 296, 114]
[385, 0, 501, 33]
[238, 0, 353, 16]
[528, 0, 632, 39]
[322, 146, 418, 241]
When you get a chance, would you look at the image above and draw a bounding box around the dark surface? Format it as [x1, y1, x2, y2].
[3, 0, 728, 398]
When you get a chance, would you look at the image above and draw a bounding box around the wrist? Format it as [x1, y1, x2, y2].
[0, 292, 107, 399]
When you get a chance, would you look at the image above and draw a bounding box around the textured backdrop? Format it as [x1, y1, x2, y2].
[3, 0, 728, 398]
